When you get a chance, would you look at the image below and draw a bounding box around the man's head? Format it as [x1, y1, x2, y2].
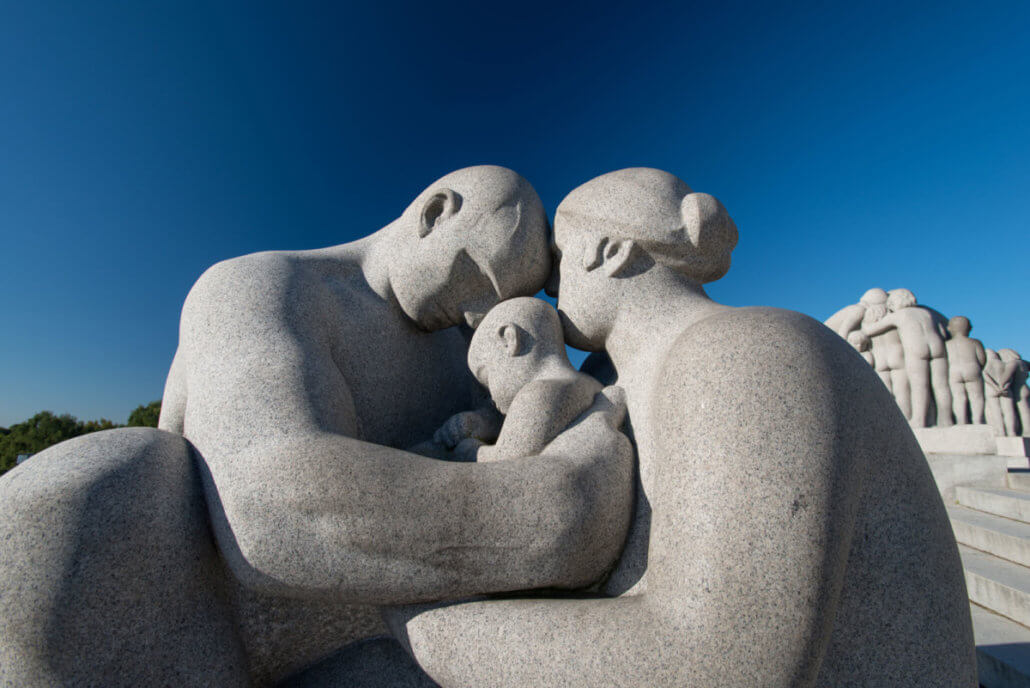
[999, 348, 1022, 363]
[549, 168, 737, 350]
[887, 288, 917, 312]
[467, 297, 569, 413]
[860, 288, 887, 307]
[948, 316, 972, 338]
[388, 166, 550, 331]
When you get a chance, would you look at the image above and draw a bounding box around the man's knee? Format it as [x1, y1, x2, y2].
[0, 428, 248, 687]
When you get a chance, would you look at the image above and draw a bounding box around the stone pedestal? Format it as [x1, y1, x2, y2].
[913, 425, 998, 456]
[996, 437, 1030, 457]
[996, 437, 1030, 469]
[924, 453, 1009, 501]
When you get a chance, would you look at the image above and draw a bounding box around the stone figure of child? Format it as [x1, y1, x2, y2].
[434, 297, 615, 463]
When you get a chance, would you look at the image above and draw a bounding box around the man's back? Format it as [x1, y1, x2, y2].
[164, 248, 481, 449]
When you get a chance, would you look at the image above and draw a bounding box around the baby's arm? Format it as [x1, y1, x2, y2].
[433, 405, 503, 449]
[483, 375, 603, 462]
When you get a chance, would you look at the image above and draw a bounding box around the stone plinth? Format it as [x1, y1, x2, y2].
[996, 437, 1030, 458]
[924, 453, 1009, 501]
[913, 425, 998, 456]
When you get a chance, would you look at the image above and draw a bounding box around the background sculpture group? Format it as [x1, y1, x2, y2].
[826, 288, 1030, 437]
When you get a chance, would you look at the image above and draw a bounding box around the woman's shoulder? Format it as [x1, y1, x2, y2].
[672, 306, 842, 359]
[659, 305, 866, 403]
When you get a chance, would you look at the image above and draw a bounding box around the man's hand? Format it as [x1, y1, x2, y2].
[454, 437, 486, 462]
[433, 407, 502, 449]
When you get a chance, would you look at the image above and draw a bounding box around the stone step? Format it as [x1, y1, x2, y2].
[971, 603, 1030, 688]
[950, 506, 1030, 567]
[1009, 471, 1030, 492]
[960, 545, 1030, 628]
[956, 486, 1030, 524]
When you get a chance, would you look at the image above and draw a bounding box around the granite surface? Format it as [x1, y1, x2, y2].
[0, 166, 977, 686]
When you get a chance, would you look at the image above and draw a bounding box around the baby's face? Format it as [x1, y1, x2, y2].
[468, 335, 540, 414]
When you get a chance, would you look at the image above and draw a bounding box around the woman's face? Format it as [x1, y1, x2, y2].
[549, 229, 609, 352]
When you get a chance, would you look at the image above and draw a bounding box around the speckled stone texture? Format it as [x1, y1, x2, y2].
[913, 425, 998, 455]
[0, 165, 637, 685]
[277, 636, 438, 688]
[0, 428, 249, 687]
[392, 168, 976, 687]
[0, 166, 976, 686]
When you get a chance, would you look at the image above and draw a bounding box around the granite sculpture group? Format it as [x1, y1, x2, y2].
[0, 167, 976, 686]
[827, 289, 1030, 436]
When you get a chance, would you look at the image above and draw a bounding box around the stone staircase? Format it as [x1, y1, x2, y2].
[948, 471, 1030, 686]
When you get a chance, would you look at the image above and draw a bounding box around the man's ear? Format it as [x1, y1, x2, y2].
[418, 188, 462, 238]
[498, 324, 524, 357]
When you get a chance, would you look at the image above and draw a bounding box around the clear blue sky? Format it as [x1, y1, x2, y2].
[2, 1, 1028, 427]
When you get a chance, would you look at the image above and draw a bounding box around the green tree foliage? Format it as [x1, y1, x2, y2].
[0, 411, 119, 475]
[127, 401, 162, 428]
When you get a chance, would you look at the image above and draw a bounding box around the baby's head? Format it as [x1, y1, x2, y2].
[468, 297, 570, 413]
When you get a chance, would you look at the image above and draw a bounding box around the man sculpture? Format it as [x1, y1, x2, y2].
[0, 166, 975, 686]
[0, 166, 635, 686]
[945, 316, 987, 425]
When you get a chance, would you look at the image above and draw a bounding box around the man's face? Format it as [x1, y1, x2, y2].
[549, 230, 607, 351]
[393, 232, 503, 332]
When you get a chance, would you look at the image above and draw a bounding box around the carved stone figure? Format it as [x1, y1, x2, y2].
[441, 296, 609, 463]
[862, 288, 953, 427]
[999, 349, 1029, 436]
[945, 316, 987, 425]
[984, 348, 1019, 437]
[824, 287, 887, 339]
[847, 330, 874, 366]
[860, 297, 910, 415]
[0, 166, 635, 686]
[390, 168, 974, 686]
[0, 166, 975, 687]
[1014, 355, 1030, 436]
[861, 296, 897, 393]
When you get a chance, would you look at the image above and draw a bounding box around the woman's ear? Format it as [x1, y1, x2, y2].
[601, 238, 638, 278]
[418, 188, 463, 238]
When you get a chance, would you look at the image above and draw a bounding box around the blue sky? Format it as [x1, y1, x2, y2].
[1, 1, 1028, 426]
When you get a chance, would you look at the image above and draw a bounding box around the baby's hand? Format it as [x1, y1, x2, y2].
[454, 438, 503, 463]
[454, 438, 484, 462]
[433, 407, 502, 449]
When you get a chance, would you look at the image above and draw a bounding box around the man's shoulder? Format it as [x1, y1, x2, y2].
[180, 251, 335, 335]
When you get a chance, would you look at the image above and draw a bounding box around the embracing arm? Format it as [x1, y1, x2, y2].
[824, 304, 864, 339]
[178, 255, 634, 604]
[395, 309, 872, 686]
[488, 378, 602, 459]
[861, 310, 898, 336]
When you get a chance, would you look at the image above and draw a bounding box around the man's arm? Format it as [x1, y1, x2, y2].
[178, 254, 634, 604]
[395, 309, 869, 685]
[861, 311, 898, 336]
[826, 304, 865, 339]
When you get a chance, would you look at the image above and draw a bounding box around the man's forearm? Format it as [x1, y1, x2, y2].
[207, 429, 631, 605]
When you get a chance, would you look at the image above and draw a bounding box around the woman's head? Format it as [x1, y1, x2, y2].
[553, 168, 737, 284]
[550, 168, 737, 349]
